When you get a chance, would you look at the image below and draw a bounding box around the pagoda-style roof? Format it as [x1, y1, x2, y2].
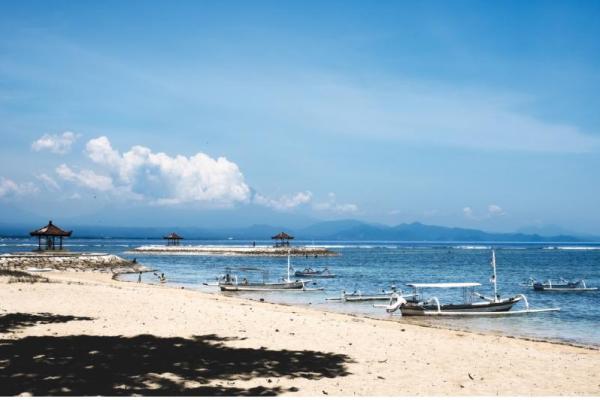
[271, 232, 294, 240]
[163, 232, 183, 240]
[30, 221, 72, 237]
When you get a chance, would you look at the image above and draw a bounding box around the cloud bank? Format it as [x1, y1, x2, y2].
[23, 134, 359, 213]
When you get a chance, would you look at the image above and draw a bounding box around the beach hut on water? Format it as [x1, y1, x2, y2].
[30, 220, 72, 251]
[271, 232, 294, 247]
[164, 232, 183, 246]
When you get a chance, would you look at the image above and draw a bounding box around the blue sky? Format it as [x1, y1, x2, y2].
[1, 0, 600, 233]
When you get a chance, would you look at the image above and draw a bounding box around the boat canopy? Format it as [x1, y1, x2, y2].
[407, 283, 481, 288]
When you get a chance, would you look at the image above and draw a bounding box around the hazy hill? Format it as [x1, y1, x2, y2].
[0, 219, 586, 242]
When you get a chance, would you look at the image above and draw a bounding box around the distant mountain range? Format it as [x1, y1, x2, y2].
[292, 220, 584, 242]
[0, 219, 591, 242]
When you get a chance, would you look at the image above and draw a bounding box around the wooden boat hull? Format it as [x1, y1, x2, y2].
[219, 281, 305, 291]
[400, 297, 520, 316]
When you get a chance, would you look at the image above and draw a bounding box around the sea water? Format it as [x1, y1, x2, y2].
[2, 238, 599, 346]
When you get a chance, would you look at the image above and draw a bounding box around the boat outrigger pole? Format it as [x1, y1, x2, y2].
[491, 249, 498, 302]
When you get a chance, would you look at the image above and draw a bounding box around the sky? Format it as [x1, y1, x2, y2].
[1, 0, 600, 234]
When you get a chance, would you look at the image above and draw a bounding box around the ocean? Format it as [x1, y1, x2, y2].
[2, 237, 599, 347]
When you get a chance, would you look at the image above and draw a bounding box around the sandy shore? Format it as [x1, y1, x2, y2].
[0, 271, 598, 396]
[128, 245, 337, 257]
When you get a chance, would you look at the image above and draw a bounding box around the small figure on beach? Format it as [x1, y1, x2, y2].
[159, 273, 166, 283]
[252, 241, 256, 247]
[132, 258, 137, 264]
[242, 278, 248, 285]
[137, 272, 142, 283]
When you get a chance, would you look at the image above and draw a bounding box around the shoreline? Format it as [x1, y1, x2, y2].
[222, 293, 600, 351]
[114, 274, 599, 350]
[1, 270, 598, 395]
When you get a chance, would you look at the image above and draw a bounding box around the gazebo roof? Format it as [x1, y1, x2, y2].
[271, 232, 294, 240]
[30, 221, 72, 237]
[163, 232, 183, 240]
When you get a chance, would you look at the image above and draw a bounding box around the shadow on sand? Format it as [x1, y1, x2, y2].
[0, 313, 93, 334]
[0, 314, 352, 396]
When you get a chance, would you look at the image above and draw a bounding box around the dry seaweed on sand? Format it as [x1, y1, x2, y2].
[0, 268, 49, 284]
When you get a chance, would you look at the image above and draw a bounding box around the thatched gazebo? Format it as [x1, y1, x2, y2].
[271, 232, 294, 247]
[30, 220, 72, 251]
[163, 232, 183, 246]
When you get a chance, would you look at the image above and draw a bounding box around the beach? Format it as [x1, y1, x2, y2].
[1, 270, 598, 396]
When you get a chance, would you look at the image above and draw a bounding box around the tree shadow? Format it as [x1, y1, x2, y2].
[0, 313, 93, 334]
[0, 333, 352, 395]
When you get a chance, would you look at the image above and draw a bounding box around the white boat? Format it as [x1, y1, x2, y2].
[378, 250, 559, 317]
[218, 251, 318, 292]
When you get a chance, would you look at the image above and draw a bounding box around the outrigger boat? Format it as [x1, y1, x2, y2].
[326, 286, 402, 302]
[294, 267, 336, 278]
[531, 278, 597, 292]
[377, 250, 560, 316]
[520, 277, 598, 292]
[218, 252, 322, 292]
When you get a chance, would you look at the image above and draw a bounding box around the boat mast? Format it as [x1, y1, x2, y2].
[287, 249, 291, 282]
[491, 249, 498, 302]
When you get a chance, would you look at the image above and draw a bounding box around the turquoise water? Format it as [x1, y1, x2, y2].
[2, 238, 599, 346]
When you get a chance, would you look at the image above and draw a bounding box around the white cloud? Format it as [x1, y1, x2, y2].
[463, 206, 475, 219]
[488, 204, 506, 216]
[86, 136, 122, 171]
[313, 193, 359, 214]
[0, 177, 38, 198]
[31, 131, 80, 154]
[253, 191, 313, 211]
[463, 204, 506, 220]
[56, 164, 114, 192]
[423, 209, 439, 217]
[84, 136, 251, 206]
[36, 173, 60, 191]
[48, 136, 350, 212]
